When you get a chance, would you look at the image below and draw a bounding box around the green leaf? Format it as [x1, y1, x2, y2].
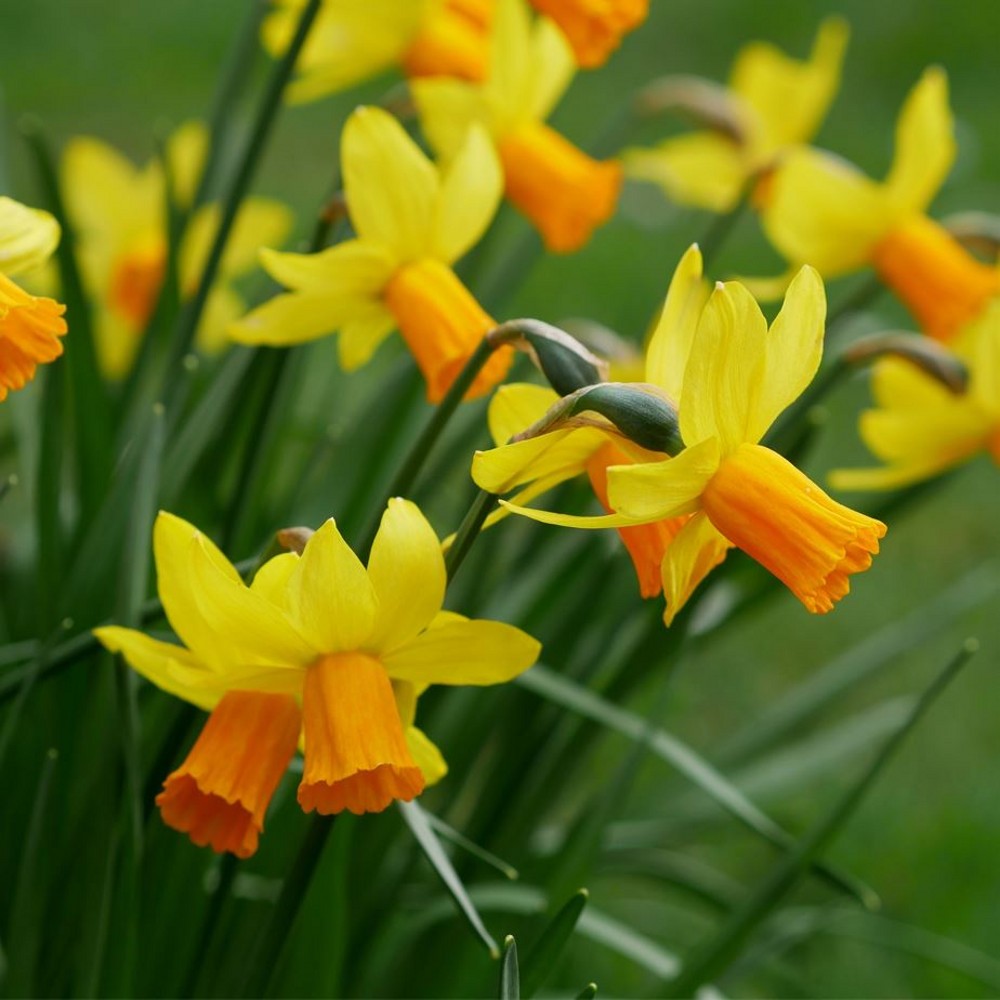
[499, 936, 520, 1000]
[398, 800, 500, 957]
[423, 811, 519, 880]
[516, 665, 876, 907]
[661, 640, 978, 997]
[521, 889, 589, 999]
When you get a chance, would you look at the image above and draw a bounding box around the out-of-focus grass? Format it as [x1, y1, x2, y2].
[2, 2, 998, 996]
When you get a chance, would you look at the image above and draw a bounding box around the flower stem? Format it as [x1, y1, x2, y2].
[164, 0, 322, 378]
[445, 490, 498, 582]
[697, 193, 748, 271]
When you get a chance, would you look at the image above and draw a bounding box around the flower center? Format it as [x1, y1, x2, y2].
[872, 214, 1000, 344]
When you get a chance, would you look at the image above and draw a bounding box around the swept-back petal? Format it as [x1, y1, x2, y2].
[430, 124, 503, 264]
[644, 244, 708, 401]
[624, 133, 747, 214]
[0, 198, 60, 276]
[406, 726, 449, 786]
[367, 499, 445, 653]
[165, 120, 208, 209]
[659, 513, 731, 626]
[259, 241, 395, 294]
[413, 78, 493, 160]
[524, 15, 576, 119]
[487, 382, 560, 445]
[761, 147, 892, 276]
[730, 17, 848, 152]
[747, 266, 826, 442]
[383, 616, 540, 685]
[228, 290, 379, 347]
[342, 106, 439, 261]
[680, 282, 768, 451]
[885, 67, 955, 215]
[605, 436, 721, 521]
[338, 308, 397, 371]
[286, 518, 377, 653]
[154, 512, 315, 670]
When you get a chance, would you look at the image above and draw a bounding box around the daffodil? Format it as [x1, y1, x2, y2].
[624, 18, 848, 214]
[528, 0, 648, 67]
[230, 106, 511, 403]
[0, 196, 68, 401]
[831, 302, 1000, 491]
[755, 67, 1000, 343]
[95, 500, 540, 858]
[472, 247, 718, 617]
[262, 0, 493, 104]
[413, 0, 622, 253]
[481, 257, 886, 616]
[61, 122, 293, 378]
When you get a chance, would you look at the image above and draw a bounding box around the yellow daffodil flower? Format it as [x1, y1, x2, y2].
[0, 196, 68, 401]
[473, 246, 722, 617]
[624, 18, 848, 214]
[481, 256, 886, 616]
[413, 0, 622, 253]
[262, 0, 493, 104]
[756, 67, 1000, 343]
[832, 303, 1000, 491]
[61, 122, 293, 378]
[528, 0, 648, 67]
[231, 106, 511, 402]
[95, 500, 540, 858]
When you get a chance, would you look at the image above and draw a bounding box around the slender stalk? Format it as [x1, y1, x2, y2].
[662, 640, 977, 998]
[164, 0, 322, 376]
[826, 274, 885, 333]
[445, 490, 498, 582]
[697, 193, 749, 271]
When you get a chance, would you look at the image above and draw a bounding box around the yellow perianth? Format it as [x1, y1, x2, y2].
[498, 122, 622, 253]
[0, 272, 68, 401]
[403, 0, 491, 82]
[529, 0, 648, 67]
[872, 214, 1000, 343]
[156, 691, 302, 859]
[586, 441, 688, 599]
[701, 444, 886, 614]
[384, 257, 510, 402]
[298, 652, 425, 816]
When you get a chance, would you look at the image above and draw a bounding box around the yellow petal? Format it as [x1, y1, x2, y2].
[413, 78, 492, 161]
[487, 382, 560, 445]
[644, 244, 708, 401]
[489, 0, 535, 123]
[471, 426, 607, 494]
[870, 354, 954, 409]
[829, 455, 963, 492]
[430, 125, 503, 264]
[383, 617, 540, 686]
[94, 626, 217, 711]
[623, 133, 747, 214]
[885, 67, 955, 215]
[367, 499, 445, 653]
[0, 197, 60, 276]
[748, 265, 826, 441]
[338, 309, 397, 371]
[229, 290, 375, 347]
[730, 17, 849, 152]
[342, 106, 439, 261]
[961, 301, 1000, 412]
[859, 401, 989, 465]
[166, 120, 208, 209]
[660, 513, 731, 627]
[286, 518, 377, 652]
[497, 500, 647, 529]
[261, 241, 396, 294]
[196, 284, 244, 354]
[605, 436, 721, 521]
[250, 552, 300, 609]
[406, 726, 449, 787]
[761, 147, 892, 276]
[680, 282, 768, 451]
[154, 512, 315, 670]
[730, 268, 798, 303]
[524, 15, 576, 121]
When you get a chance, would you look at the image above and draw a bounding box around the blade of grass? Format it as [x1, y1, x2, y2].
[499, 936, 520, 1000]
[516, 665, 877, 908]
[521, 889, 589, 999]
[399, 800, 499, 958]
[424, 812, 519, 880]
[661, 639, 978, 998]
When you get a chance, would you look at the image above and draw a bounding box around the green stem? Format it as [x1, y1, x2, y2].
[445, 490, 498, 582]
[164, 0, 322, 376]
[662, 640, 977, 998]
[826, 274, 885, 333]
[697, 193, 749, 272]
[356, 335, 498, 557]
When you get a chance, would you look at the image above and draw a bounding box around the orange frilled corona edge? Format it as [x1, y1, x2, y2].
[530, 0, 649, 67]
[0, 273, 68, 401]
[701, 444, 886, 614]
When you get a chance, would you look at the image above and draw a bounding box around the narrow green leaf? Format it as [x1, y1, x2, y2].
[34, 361, 67, 631]
[499, 936, 520, 1000]
[516, 666, 876, 907]
[4, 748, 58, 997]
[662, 640, 978, 997]
[575, 983, 598, 999]
[521, 889, 589, 999]
[424, 811, 519, 880]
[398, 800, 499, 957]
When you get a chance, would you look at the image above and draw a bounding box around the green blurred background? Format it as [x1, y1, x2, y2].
[2, 1, 999, 996]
